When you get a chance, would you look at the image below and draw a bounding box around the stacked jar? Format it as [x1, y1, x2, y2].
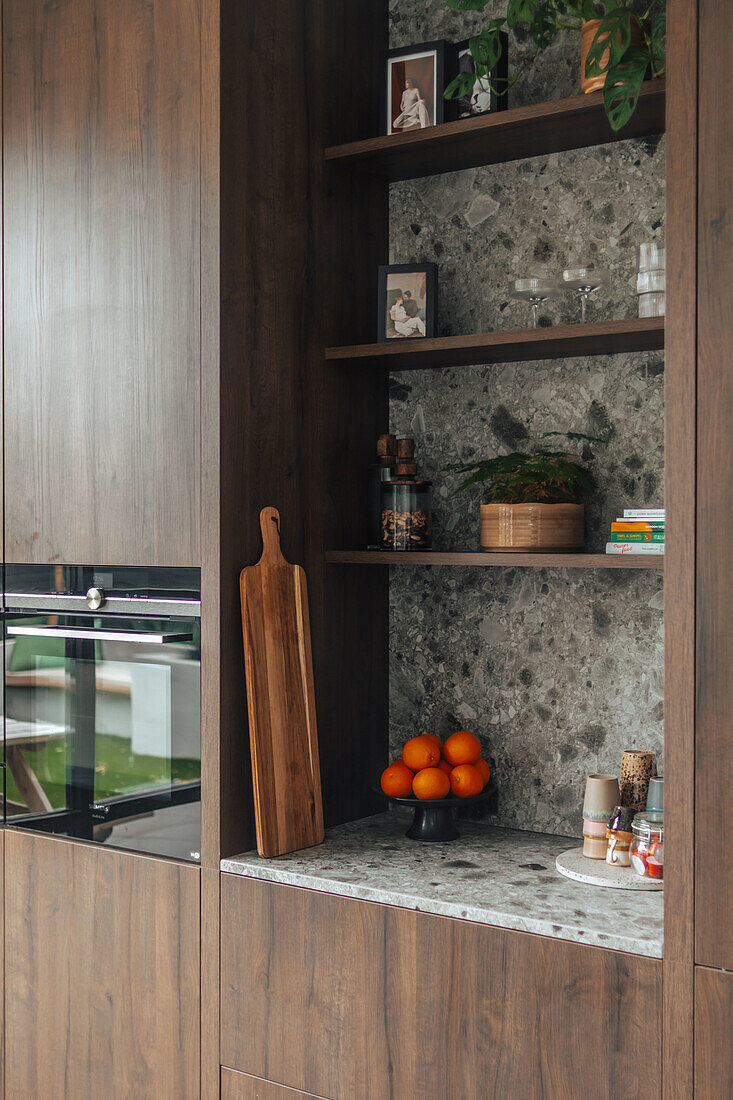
[380, 438, 432, 551]
[637, 242, 665, 318]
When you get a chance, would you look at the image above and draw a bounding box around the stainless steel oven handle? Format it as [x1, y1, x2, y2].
[7, 626, 193, 644]
[4, 593, 200, 616]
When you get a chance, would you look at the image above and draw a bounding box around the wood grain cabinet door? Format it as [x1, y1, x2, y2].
[3, 0, 201, 567]
[695, 968, 733, 1099]
[221, 875, 662, 1100]
[696, 0, 733, 970]
[4, 831, 201, 1100]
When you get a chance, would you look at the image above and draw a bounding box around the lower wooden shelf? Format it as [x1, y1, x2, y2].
[326, 550, 664, 570]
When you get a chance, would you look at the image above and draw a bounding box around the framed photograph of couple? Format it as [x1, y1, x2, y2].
[383, 41, 449, 136]
[378, 263, 437, 341]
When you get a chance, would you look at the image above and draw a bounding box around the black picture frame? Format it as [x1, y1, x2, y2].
[454, 35, 509, 119]
[381, 41, 453, 136]
[378, 263, 438, 342]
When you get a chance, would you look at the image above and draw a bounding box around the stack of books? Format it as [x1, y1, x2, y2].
[606, 509, 665, 555]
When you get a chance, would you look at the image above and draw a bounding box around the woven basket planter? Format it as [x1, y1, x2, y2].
[480, 503, 584, 553]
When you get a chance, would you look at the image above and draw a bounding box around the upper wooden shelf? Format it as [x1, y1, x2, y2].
[327, 551, 664, 570]
[326, 316, 664, 371]
[325, 82, 665, 181]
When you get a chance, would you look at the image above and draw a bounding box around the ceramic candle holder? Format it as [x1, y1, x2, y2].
[606, 805, 636, 866]
[582, 774, 620, 859]
[620, 751, 657, 813]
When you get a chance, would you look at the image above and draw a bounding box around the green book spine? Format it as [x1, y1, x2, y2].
[609, 532, 665, 542]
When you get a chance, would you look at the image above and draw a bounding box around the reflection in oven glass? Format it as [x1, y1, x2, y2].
[4, 618, 201, 862]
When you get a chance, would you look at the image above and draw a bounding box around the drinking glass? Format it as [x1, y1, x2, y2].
[509, 277, 558, 328]
[562, 266, 610, 322]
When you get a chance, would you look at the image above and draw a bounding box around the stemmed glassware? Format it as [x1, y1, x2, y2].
[509, 277, 559, 329]
[561, 266, 610, 323]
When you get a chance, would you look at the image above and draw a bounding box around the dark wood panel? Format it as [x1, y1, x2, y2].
[221, 875, 662, 1100]
[663, 0, 698, 1091]
[327, 550, 664, 569]
[3, 0, 201, 566]
[325, 81, 665, 181]
[327, 317, 665, 369]
[4, 831, 200, 1099]
[696, 0, 733, 970]
[203, 0, 388, 869]
[695, 967, 733, 1099]
[222, 1068, 326, 1100]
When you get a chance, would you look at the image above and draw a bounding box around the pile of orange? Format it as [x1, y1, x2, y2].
[380, 731, 491, 801]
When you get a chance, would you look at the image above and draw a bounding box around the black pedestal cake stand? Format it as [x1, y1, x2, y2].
[372, 777, 497, 841]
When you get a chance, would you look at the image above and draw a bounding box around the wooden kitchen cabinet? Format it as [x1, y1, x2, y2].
[695, 967, 733, 1099]
[3, 0, 201, 567]
[695, 0, 733, 973]
[221, 875, 662, 1100]
[4, 830, 200, 1099]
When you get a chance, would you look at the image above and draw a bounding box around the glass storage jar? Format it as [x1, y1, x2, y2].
[630, 812, 664, 880]
[380, 480, 431, 550]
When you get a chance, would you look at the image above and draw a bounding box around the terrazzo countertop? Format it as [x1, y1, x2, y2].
[222, 812, 663, 958]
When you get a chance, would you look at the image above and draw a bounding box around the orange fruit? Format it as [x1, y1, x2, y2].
[437, 759, 453, 777]
[380, 761, 414, 798]
[450, 763, 484, 798]
[402, 734, 441, 772]
[412, 767, 451, 800]
[475, 758, 491, 787]
[424, 733, 443, 753]
[443, 730, 482, 766]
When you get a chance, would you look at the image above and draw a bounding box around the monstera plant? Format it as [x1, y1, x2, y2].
[444, 0, 666, 132]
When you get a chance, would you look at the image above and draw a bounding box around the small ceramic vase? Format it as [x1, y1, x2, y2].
[620, 751, 658, 813]
[582, 774, 620, 859]
[606, 805, 636, 866]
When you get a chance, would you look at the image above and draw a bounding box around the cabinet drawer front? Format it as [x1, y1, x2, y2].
[221, 874, 661, 1100]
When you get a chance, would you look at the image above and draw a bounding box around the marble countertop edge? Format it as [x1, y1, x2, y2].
[220, 817, 663, 960]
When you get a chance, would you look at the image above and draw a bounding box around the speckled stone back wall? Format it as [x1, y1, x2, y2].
[387, 1, 665, 837]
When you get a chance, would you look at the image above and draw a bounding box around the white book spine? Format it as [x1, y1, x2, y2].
[622, 509, 666, 519]
[606, 542, 665, 555]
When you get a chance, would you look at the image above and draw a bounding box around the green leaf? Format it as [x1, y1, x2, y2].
[444, 71, 478, 100]
[446, 0, 492, 10]
[584, 10, 633, 79]
[603, 45, 649, 132]
[506, 0, 536, 29]
[469, 27, 504, 76]
[650, 10, 666, 71]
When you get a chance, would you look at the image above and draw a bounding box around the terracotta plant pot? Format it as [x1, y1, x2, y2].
[480, 502, 584, 553]
[580, 18, 644, 95]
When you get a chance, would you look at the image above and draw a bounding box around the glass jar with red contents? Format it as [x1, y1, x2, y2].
[631, 812, 664, 880]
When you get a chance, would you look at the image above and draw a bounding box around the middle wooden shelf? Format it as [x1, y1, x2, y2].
[327, 551, 664, 570]
[326, 316, 665, 371]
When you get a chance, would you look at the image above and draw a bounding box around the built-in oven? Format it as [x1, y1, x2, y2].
[2, 565, 201, 862]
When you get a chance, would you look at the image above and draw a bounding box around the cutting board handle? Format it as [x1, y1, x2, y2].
[259, 506, 285, 563]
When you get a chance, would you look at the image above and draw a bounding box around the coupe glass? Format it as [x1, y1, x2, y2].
[562, 266, 610, 323]
[509, 277, 558, 329]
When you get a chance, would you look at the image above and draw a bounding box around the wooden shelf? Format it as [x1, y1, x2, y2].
[326, 551, 664, 570]
[326, 316, 665, 371]
[325, 82, 665, 182]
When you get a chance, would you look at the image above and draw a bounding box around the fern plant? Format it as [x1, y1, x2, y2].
[448, 432, 599, 504]
[444, 0, 666, 132]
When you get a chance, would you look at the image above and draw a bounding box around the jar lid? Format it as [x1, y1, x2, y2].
[632, 811, 664, 838]
[382, 479, 432, 487]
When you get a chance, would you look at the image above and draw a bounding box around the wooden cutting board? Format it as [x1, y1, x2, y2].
[240, 507, 324, 857]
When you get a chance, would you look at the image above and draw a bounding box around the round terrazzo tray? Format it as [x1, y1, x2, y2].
[556, 847, 663, 890]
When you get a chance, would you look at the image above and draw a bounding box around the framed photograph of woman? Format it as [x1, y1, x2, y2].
[382, 42, 450, 136]
[455, 36, 509, 118]
[378, 264, 437, 341]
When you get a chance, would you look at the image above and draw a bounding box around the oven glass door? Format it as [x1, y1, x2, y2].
[3, 613, 201, 861]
